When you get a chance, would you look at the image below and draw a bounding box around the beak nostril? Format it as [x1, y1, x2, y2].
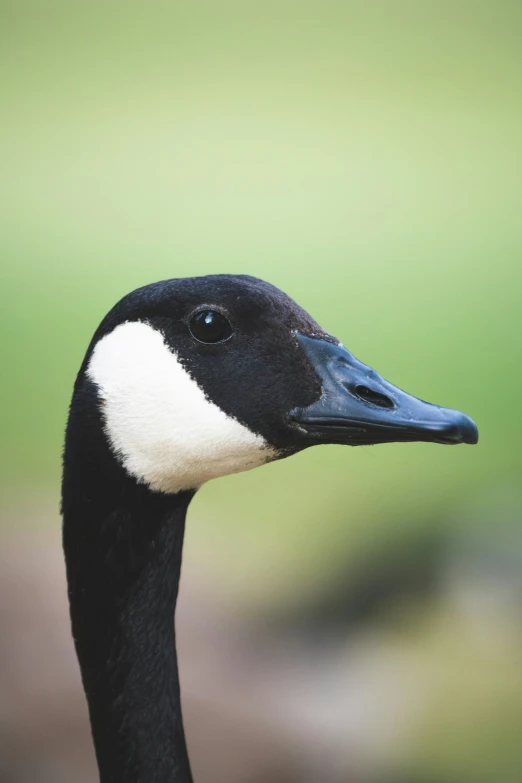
[354, 385, 395, 409]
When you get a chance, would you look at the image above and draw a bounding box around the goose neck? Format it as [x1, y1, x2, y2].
[63, 484, 195, 783]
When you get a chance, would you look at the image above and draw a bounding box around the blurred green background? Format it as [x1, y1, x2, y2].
[1, 2, 522, 782]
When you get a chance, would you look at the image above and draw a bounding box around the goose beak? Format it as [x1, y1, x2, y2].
[291, 334, 478, 447]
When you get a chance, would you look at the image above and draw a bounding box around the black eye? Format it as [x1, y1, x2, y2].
[189, 310, 233, 344]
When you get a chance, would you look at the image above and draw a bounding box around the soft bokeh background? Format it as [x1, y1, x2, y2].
[1, 2, 521, 781]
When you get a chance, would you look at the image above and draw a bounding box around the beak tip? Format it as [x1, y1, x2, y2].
[447, 412, 479, 445]
[462, 416, 479, 445]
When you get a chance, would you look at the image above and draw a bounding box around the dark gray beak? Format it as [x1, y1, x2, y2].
[291, 334, 478, 447]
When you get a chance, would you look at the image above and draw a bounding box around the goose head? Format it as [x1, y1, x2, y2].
[82, 274, 478, 495]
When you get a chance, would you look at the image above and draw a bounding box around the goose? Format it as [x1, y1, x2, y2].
[62, 274, 478, 783]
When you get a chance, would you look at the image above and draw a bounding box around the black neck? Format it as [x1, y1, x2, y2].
[62, 386, 195, 783]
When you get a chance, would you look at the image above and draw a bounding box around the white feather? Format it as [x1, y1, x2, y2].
[87, 321, 275, 493]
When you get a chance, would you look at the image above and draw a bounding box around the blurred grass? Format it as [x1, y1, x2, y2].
[1, 0, 521, 580]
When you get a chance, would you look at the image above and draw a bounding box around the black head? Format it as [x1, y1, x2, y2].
[70, 274, 477, 495]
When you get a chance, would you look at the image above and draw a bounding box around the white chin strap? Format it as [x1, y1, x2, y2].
[87, 321, 275, 494]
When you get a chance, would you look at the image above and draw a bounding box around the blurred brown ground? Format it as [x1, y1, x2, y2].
[2, 489, 522, 783]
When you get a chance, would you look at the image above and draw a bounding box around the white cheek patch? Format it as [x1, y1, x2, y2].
[86, 321, 276, 493]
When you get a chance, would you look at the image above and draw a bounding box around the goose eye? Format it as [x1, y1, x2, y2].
[189, 310, 233, 344]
